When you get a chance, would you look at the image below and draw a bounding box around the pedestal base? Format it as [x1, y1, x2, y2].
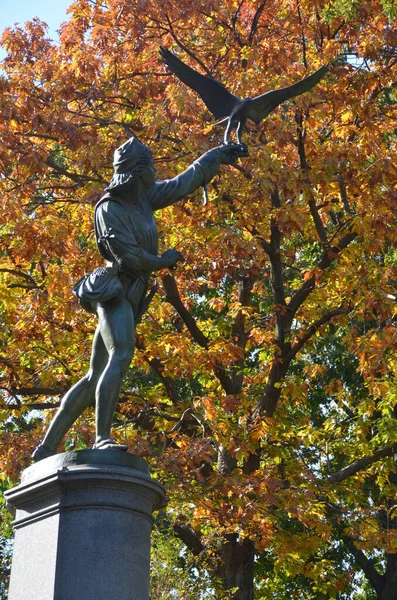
[5, 450, 166, 600]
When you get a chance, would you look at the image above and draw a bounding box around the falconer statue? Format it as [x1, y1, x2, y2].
[32, 137, 248, 461]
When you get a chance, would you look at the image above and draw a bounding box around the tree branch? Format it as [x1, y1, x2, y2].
[231, 274, 255, 349]
[327, 446, 395, 484]
[288, 305, 352, 360]
[0, 268, 41, 288]
[252, 355, 290, 418]
[308, 196, 329, 244]
[267, 187, 291, 353]
[249, 1, 267, 42]
[173, 523, 204, 555]
[259, 237, 275, 257]
[253, 265, 355, 419]
[5, 402, 61, 410]
[8, 386, 65, 397]
[146, 407, 205, 438]
[337, 174, 353, 214]
[297, 1, 308, 68]
[161, 274, 239, 395]
[295, 109, 328, 244]
[230, 0, 246, 47]
[165, 15, 212, 75]
[135, 336, 181, 404]
[287, 232, 356, 317]
[340, 525, 385, 595]
[323, 502, 385, 594]
[45, 157, 104, 185]
[162, 274, 209, 348]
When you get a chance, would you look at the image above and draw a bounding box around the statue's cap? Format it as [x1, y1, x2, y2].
[106, 136, 153, 191]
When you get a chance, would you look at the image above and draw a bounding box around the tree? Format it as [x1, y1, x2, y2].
[1, 1, 397, 598]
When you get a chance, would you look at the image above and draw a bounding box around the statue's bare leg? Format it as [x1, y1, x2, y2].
[32, 327, 108, 461]
[94, 296, 135, 449]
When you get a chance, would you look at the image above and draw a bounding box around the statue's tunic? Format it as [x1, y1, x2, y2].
[94, 155, 219, 318]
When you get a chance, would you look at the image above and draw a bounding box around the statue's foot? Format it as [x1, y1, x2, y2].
[32, 443, 55, 462]
[93, 439, 128, 451]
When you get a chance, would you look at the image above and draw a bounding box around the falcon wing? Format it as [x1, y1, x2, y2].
[247, 65, 328, 123]
[160, 46, 239, 120]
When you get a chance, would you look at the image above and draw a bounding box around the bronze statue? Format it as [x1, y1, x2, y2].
[160, 46, 328, 145]
[32, 136, 248, 461]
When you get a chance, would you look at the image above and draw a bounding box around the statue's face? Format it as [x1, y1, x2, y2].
[140, 165, 156, 190]
[120, 164, 156, 202]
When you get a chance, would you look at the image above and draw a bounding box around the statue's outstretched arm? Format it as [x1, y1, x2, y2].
[149, 144, 248, 211]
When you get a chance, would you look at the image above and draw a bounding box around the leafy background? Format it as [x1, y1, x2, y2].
[1, 0, 397, 598]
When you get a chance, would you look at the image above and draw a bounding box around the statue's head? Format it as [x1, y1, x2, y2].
[106, 136, 154, 193]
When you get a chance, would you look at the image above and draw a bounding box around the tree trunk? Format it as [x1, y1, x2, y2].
[381, 554, 397, 600]
[220, 535, 255, 600]
[380, 471, 397, 600]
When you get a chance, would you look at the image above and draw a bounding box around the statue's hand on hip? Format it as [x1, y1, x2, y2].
[160, 248, 185, 269]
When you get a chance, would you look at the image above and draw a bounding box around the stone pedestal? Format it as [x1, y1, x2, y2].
[4, 449, 166, 600]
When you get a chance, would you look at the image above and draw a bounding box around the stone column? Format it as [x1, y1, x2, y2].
[4, 449, 166, 600]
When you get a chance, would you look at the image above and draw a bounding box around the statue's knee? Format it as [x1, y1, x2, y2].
[112, 352, 133, 375]
[120, 354, 133, 374]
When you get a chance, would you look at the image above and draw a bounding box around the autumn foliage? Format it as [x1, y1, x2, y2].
[1, 1, 397, 598]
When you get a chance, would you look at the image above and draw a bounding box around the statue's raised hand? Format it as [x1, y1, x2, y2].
[204, 144, 249, 167]
[219, 143, 249, 164]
